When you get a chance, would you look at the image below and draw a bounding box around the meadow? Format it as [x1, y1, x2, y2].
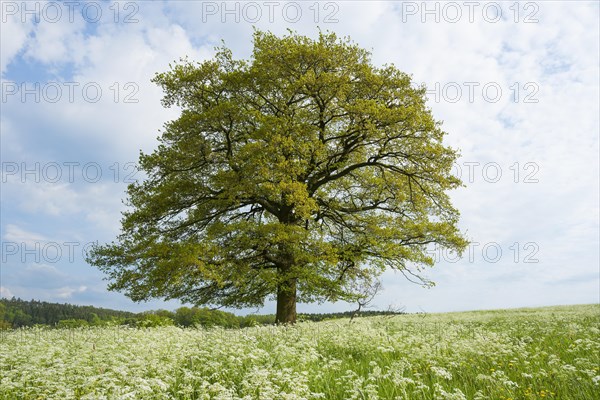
[0, 304, 598, 399]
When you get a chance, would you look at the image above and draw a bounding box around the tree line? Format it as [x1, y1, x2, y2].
[0, 297, 403, 329]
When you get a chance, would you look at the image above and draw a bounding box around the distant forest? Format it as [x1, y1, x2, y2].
[0, 297, 403, 329]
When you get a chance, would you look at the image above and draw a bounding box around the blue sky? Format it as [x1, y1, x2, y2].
[1, 1, 598, 314]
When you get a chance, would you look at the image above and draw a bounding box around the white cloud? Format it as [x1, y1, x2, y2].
[24, 263, 62, 275]
[3, 224, 48, 245]
[0, 286, 14, 299]
[56, 285, 87, 299]
[0, 10, 34, 75]
[23, 10, 86, 66]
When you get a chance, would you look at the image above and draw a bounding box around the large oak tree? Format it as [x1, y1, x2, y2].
[88, 30, 468, 323]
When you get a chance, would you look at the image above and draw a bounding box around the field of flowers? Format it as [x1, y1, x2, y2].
[0, 304, 598, 399]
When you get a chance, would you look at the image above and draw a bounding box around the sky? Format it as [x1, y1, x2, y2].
[1, 0, 598, 315]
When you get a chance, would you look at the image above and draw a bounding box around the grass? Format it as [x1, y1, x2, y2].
[0, 304, 598, 399]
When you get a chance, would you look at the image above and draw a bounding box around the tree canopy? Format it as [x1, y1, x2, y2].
[88, 30, 468, 323]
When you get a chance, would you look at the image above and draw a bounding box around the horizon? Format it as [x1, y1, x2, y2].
[1, 295, 597, 318]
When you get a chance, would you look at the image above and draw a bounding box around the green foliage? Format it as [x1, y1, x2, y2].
[0, 297, 135, 328]
[174, 306, 240, 328]
[87, 30, 468, 322]
[238, 314, 276, 327]
[136, 313, 175, 328]
[0, 303, 9, 330]
[56, 319, 89, 328]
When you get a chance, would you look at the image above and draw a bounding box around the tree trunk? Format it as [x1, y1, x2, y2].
[275, 277, 297, 324]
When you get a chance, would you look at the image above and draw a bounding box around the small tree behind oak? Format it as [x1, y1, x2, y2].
[349, 279, 382, 323]
[87, 30, 468, 324]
